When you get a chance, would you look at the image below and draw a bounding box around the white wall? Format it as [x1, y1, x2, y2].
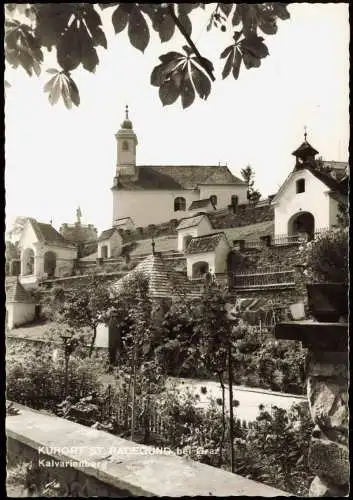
[177, 216, 213, 252]
[19, 222, 77, 278]
[113, 189, 199, 227]
[199, 184, 248, 209]
[6, 302, 35, 329]
[178, 226, 199, 252]
[93, 323, 109, 348]
[186, 251, 216, 278]
[98, 232, 123, 258]
[214, 237, 231, 273]
[273, 170, 331, 235]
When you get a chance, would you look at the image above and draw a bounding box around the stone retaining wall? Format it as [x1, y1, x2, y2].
[6, 404, 289, 497]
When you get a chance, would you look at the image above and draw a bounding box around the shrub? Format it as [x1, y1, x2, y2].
[299, 228, 348, 283]
[6, 352, 104, 411]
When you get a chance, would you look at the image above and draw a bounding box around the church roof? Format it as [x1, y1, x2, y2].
[98, 228, 119, 242]
[185, 232, 228, 255]
[176, 214, 210, 231]
[115, 165, 245, 190]
[111, 253, 201, 299]
[7, 279, 34, 304]
[28, 219, 75, 248]
[189, 199, 215, 210]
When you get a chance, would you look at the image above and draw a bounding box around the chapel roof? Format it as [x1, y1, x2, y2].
[115, 165, 246, 190]
[98, 228, 119, 242]
[27, 219, 75, 247]
[176, 214, 210, 231]
[292, 140, 319, 158]
[6, 279, 34, 304]
[306, 166, 348, 195]
[185, 232, 228, 255]
[111, 252, 201, 299]
[114, 217, 133, 223]
[188, 199, 216, 210]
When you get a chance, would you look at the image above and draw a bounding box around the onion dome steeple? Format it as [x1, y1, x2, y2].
[114, 105, 138, 180]
[121, 104, 133, 129]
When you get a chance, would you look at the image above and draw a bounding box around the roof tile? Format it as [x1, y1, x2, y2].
[112, 253, 200, 299]
[28, 219, 75, 247]
[185, 232, 228, 255]
[7, 280, 34, 303]
[189, 199, 215, 210]
[116, 165, 245, 190]
[176, 214, 210, 231]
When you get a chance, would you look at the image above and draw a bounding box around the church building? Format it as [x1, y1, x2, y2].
[111, 107, 248, 227]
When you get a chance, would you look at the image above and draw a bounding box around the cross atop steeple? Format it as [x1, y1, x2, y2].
[125, 104, 129, 120]
[304, 125, 308, 142]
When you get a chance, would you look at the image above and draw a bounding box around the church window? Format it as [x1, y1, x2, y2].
[230, 195, 238, 213]
[296, 179, 305, 194]
[174, 197, 186, 211]
[210, 195, 217, 207]
[231, 195, 238, 206]
[122, 140, 129, 151]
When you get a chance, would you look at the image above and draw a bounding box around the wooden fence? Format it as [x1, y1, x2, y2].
[98, 387, 250, 441]
[231, 268, 295, 290]
[233, 227, 332, 251]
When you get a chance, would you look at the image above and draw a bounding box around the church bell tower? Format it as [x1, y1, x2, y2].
[115, 105, 138, 180]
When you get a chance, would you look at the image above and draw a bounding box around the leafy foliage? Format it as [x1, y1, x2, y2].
[5, 3, 290, 109]
[6, 216, 28, 242]
[241, 165, 262, 204]
[337, 203, 349, 228]
[48, 275, 117, 356]
[298, 228, 348, 283]
[6, 352, 104, 410]
[7, 344, 312, 495]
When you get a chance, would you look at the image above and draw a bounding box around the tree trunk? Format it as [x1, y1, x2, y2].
[131, 359, 137, 441]
[217, 372, 226, 468]
[64, 353, 69, 400]
[228, 341, 235, 473]
[88, 326, 97, 357]
[143, 396, 150, 444]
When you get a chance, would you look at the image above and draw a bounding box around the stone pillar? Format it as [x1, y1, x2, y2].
[274, 321, 349, 497]
[306, 349, 349, 496]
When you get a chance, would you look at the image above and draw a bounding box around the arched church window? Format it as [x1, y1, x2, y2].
[210, 195, 217, 207]
[174, 197, 186, 211]
[230, 195, 238, 213]
[231, 195, 238, 206]
[122, 140, 129, 151]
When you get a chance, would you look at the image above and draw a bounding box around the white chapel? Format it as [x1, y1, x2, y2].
[111, 107, 248, 228]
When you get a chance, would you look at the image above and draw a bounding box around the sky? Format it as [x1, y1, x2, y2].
[5, 3, 350, 235]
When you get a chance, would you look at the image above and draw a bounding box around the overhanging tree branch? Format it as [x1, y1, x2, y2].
[167, 4, 215, 82]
